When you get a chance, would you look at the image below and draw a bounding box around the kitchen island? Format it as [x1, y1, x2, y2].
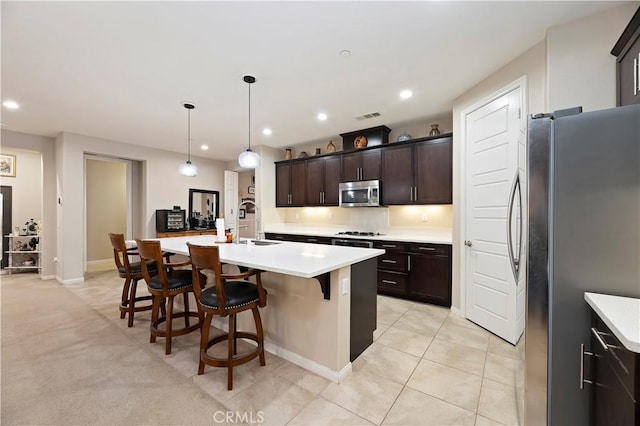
[155, 235, 384, 383]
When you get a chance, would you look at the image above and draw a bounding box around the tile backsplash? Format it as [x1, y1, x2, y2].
[282, 205, 452, 231]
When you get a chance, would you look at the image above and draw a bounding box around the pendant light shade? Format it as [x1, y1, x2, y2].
[179, 102, 198, 177]
[238, 75, 261, 169]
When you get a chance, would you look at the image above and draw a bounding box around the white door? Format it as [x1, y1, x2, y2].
[224, 170, 238, 235]
[464, 84, 525, 344]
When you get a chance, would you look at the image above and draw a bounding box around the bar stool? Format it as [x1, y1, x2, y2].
[108, 233, 155, 327]
[187, 242, 267, 390]
[136, 239, 202, 355]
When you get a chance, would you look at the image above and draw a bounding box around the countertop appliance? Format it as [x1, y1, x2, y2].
[525, 105, 640, 425]
[339, 180, 381, 207]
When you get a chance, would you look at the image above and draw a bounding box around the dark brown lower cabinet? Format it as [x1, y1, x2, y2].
[375, 240, 451, 307]
[264, 233, 332, 245]
[590, 310, 639, 425]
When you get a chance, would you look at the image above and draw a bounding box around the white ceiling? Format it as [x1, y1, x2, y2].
[1, 1, 625, 162]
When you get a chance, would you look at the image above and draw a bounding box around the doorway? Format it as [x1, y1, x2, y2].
[461, 77, 526, 344]
[84, 155, 134, 273]
[1, 186, 12, 269]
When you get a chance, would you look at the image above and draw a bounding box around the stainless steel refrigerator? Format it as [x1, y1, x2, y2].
[526, 104, 640, 425]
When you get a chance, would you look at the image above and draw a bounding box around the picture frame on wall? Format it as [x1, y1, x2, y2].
[239, 209, 246, 219]
[248, 186, 255, 194]
[0, 154, 16, 177]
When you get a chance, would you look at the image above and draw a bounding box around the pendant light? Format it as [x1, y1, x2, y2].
[238, 75, 261, 169]
[178, 102, 198, 177]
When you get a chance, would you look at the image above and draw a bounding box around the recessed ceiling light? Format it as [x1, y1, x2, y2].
[3, 100, 19, 110]
[400, 90, 413, 100]
[262, 128, 272, 136]
[340, 50, 351, 57]
[200, 144, 209, 151]
[317, 113, 328, 121]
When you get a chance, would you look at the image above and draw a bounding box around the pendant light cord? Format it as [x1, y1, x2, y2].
[248, 81, 251, 151]
[187, 107, 191, 161]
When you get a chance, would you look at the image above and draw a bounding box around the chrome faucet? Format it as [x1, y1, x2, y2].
[235, 199, 262, 243]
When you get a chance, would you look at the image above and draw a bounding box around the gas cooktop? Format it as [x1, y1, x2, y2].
[336, 231, 383, 237]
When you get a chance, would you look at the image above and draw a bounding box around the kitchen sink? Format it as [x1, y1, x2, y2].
[238, 240, 280, 246]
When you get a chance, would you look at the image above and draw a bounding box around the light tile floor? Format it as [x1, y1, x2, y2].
[5, 270, 523, 425]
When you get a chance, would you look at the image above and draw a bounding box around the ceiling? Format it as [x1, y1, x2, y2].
[1, 1, 625, 162]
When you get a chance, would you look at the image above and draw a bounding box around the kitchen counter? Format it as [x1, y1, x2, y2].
[585, 292, 640, 353]
[156, 235, 384, 277]
[263, 225, 452, 245]
[153, 235, 382, 382]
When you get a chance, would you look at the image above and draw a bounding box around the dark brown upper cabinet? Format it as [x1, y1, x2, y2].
[305, 156, 341, 206]
[611, 6, 640, 106]
[276, 161, 306, 207]
[381, 136, 452, 205]
[341, 149, 381, 182]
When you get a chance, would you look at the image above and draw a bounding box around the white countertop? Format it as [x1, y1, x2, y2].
[155, 235, 384, 279]
[585, 292, 640, 353]
[263, 225, 452, 245]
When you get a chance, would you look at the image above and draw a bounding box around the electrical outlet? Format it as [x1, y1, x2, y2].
[421, 213, 428, 222]
[341, 278, 349, 295]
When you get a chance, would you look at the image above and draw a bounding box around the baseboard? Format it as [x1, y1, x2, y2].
[86, 259, 114, 273]
[450, 307, 463, 318]
[57, 276, 84, 285]
[211, 317, 352, 383]
[40, 274, 56, 280]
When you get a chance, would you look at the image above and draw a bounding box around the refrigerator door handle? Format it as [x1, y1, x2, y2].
[506, 170, 522, 282]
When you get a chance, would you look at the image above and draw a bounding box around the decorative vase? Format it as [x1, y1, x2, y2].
[398, 132, 412, 142]
[429, 124, 441, 136]
[315, 148, 321, 155]
[326, 140, 336, 153]
[284, 148, 292, 160]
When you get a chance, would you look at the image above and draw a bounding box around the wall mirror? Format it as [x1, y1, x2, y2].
[188, 188, 220, 230]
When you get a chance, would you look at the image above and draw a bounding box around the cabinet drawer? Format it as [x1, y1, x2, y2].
[407, 243, 449, 256]
[592, 315, 640, 400]
[377, 270, 407, 294]
[377, 252, 407, 272]
[373, 241, 407, 251]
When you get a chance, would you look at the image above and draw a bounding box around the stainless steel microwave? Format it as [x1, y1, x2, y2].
[338, 180, 382, 207]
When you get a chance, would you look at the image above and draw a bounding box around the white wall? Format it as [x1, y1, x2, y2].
[0, 147, 42, 234]
[547, 3, 638, 112]
[1, 130, 56, 279]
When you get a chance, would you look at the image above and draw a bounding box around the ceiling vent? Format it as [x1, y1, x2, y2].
[354, 112, 381, 121]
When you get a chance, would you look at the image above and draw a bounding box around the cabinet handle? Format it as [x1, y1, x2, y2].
[320, 192, 322, 204]
[382, 259, 397, 264]
[407, 255, 411, 271]
[591, 327, 609, 351]
[635, 57, 639, 96]
[381, 279, 397, 285]
[382, 244, 397, 248]
[419, 247, 436, 251]
[579, 343, 594, 389]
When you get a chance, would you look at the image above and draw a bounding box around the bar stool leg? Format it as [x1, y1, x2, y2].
[120, 277, 132, 319]
[199, 312, 213, 375]
[183, 292, 190, 328]
[127, 278, 139, 327]
[165, 295, 174, 355]
[252, 307, 266, 366]
[150, 295, 161, 343]
[227, 313, 235, 390]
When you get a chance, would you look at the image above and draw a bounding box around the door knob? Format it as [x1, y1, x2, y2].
[464, 240, 473, 247]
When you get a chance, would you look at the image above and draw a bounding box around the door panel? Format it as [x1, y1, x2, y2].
[1, 186, 12, 269]
[323, 156, 341, 205]
[360, 149, 381, 181]
[290, 162, 306, 206]
[341, 152, 360, 182]
[465, 86, 523, 344]
[381, 145, 413, 205]
[305, 159, 324, 206]
[275, 163, 290, 207]
[415, 138, 452, 204]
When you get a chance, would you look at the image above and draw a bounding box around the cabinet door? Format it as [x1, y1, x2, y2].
[415, 137, 453, 204]
[408, 253, 451, 306]
[618, 36, 640, 106]
[341, 152, 361, 182]
[275, 163, 291, 207]
[290, 162, 307, 207]
[305, 158, 324, 206]
[323, 156, 341, 205]
[381, 145, 413, 205]
[360, 149, 381, 181]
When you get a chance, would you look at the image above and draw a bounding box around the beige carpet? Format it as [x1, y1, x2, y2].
[1, 273, 229, 425]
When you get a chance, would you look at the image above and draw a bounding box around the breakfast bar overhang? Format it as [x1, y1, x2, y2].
[156, 235, 384, 383]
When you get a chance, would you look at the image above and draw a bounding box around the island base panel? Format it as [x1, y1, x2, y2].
[350, 258, 377, 361]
